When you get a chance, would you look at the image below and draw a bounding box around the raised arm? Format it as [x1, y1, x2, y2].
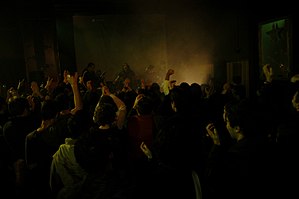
[162, 69, 175, 95]
[66, 71, 83, 114]
[102, 85, 127, 129]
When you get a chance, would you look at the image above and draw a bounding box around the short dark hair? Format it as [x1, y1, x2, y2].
[224, 99, 257, 137]
[87, 62, 95, 68]
[169, 86, 191, 114]
[54, 93, 71, 112]
[135, 96, 153, 115]
[40, 99, 59, 120]
[67, 109, 89, 138]
[94, 102, 117, 125]
[8, 97, 29, 117]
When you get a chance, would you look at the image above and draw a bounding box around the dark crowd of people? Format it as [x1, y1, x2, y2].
[0, 62, 298, 199]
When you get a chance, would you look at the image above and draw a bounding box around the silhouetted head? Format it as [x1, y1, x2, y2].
[8, 97, 30, 117]
[93, 95, 118, 125]
[40, 99, 59, 120]
[123, 63, 130, 71]
[87, 62, 95, 71]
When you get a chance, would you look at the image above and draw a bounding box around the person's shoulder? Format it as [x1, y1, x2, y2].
[2, 119, 18, 134]
[28, 129, 38, 135]
[3, 120, 13, 128]
[127, 114, 139, 123]
[53, 142, 75, 159]
[25, 129, 39, 142]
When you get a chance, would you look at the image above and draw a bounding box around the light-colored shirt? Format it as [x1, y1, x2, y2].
[50, 138, 87, 190]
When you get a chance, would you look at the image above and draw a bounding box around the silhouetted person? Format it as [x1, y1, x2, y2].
[114, 63, 137, 92]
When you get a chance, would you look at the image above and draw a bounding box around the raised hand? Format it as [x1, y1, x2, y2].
[17, 79, 25, 91]
[67, 72, 79, 87]
[44, 76, 54, 90]
[165, 69, 174, 80]
[206, 123, 221, 145]
[140, 141, 152, 159]
[290, 74, 299, 83]
[262, 64, 273, 83]
[133, 94, 145, 109]
[102, 85, 111, 96]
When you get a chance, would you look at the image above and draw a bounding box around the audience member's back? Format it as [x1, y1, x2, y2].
[72, 103, 130, 199]
[3, 97, 37, 163]
[133, 86, 205, 199]
[273, 86, 299, 198]
[2, 97, 39, 197]
[127, 95, 156, 173]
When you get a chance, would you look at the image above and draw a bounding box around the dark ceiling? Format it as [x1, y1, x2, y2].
[4, 0, 251, 16]
[1, 0, 295, 22]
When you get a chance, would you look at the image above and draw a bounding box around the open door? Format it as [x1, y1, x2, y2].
[258, 17, 292, 81]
